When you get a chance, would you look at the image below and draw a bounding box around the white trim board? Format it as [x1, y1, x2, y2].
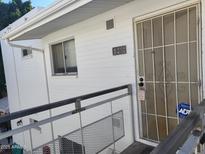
[134, 0, 199, 22]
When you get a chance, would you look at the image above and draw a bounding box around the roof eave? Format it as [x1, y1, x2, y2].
[3, 0, 92, 41]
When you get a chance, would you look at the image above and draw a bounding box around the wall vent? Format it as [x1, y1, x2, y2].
[106, 19, 114, 30]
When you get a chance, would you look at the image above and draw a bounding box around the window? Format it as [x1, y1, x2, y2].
[22, 49, 32, 57]
[51, 39, 77, 75]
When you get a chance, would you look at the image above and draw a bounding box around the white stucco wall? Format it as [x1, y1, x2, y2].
[1, 0, 204, 153]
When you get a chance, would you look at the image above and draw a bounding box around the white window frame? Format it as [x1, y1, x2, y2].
[50, 38, 78, 76]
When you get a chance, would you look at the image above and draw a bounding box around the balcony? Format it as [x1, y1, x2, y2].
[1, 84, 204, 154]
[0, 84, 136, 154]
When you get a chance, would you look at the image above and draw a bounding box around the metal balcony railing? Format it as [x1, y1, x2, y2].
[151, 100, 205, 154]
[0, 84, 135, 154]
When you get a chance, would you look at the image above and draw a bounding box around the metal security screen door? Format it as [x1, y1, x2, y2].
[135, 5, 201, 142]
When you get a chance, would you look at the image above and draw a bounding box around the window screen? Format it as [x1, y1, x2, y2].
[52, 43, 65, 74]
[51, 39, 77, 75]
[64, 40, 77, 73]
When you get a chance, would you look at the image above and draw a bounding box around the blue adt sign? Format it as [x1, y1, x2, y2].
[177, 102, 191, 119]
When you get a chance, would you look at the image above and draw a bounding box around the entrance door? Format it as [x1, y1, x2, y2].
[135, 5, 201, 142]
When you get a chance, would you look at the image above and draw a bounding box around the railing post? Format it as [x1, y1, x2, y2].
[58, 136, 62, 154]
[128, 84, 136, 142]
[110, 101, 116, 152]
[29, 129, 34, 154]
[75, 99, 82, 112]
[75, 99, 85, 154]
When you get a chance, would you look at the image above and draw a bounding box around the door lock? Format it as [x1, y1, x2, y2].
[138, 76, 144, 88]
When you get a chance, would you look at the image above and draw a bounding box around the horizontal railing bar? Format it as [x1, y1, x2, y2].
[177, 130, 201, 154]
[151, 100, 205, 154]
[0, 110, 74, 140]
[151, 112, 200, 154]
[0, 92, 129, 140]
[0, 84, 130, 124]
[84, 93, 129, 111]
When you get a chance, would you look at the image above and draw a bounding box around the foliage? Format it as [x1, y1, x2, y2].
[0, 0, 32, 30]
[0, 47, 6, 98]
[0, 0, 32, 98]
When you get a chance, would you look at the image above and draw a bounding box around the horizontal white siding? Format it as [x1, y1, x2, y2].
[1, 0, 204, 152]
[0, 39, 52, 149]
[202, 0, 205, 98]
[43, 0, 195, 102]
[43, 0, 194, 147]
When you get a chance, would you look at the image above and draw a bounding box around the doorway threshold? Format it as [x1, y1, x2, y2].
[121, 142, 154, 154]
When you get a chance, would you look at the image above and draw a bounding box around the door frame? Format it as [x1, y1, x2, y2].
[132, 0, 203, 146]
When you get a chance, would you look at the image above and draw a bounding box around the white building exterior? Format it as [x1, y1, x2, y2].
[1, 0, 205, 153]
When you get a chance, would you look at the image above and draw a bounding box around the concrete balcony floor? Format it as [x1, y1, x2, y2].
[121, 142, 154, 154]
